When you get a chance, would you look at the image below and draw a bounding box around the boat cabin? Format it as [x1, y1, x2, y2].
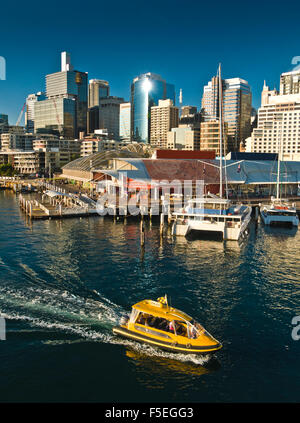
[127, 300, 204, 340]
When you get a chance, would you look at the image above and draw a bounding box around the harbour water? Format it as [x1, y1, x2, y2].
[0, 189, 299, 402]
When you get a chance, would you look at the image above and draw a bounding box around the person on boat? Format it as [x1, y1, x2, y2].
[169, 321, 175, 333]
[191, 326, 198, 339]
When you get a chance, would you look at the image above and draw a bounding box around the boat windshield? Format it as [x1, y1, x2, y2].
[188, 320, 205, 339]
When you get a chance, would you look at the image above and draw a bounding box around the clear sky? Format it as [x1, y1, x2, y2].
[1, 0, 300, 125]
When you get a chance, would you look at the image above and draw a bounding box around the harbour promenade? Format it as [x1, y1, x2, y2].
[1, 176, 300, 221]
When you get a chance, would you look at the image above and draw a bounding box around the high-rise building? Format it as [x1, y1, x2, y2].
[88, 79, 110, 108]
[34, 52, 88, 138]
[130, 73, 175, 143]
[261, 81, 278, 106]
[280, 69, 300, 95]
[119, 102, 131, 141]
[200, 120, 228, 156]
[150, 99, 179, 148]
[247, 83, 300, 160]
[167, 124, 200, 150]
[0, 114, 9, 134]
[25, 92, 46, 133]
[180, 106, 197, 118]
[88, 97, 124, 139]
[202, 75, 252, 151]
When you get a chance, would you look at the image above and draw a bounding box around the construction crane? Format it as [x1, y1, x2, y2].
[51, 97, 63, 136]
[16, 102, 26, 126]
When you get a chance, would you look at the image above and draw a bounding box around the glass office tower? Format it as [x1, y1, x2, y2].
[35, 52, 88, 138]
[131, 73, 175, 143]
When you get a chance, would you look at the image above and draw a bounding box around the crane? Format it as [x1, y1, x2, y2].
[16, 102, 26, 126]
[51, 97, 63, 136]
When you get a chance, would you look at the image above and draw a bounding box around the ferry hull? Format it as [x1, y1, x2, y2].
[260, 210, 299, 227]
[112, 326, 222, 355]
[172, 209, 251, 241]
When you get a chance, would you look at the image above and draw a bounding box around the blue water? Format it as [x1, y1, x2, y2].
[0, 190, 299, 402]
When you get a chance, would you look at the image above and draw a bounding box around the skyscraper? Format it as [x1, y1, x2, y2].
[130, 73, 175, 143]
[119, 102, 131, 141]
[25, 92, 46, 133]
[34, 52, 88, 138]
[202, 74, 252, 151]
[150, 99, 179, 148]
[98, 96, 124, 139]
[247, 79, 300, 160]
[88, 79, 110, 108]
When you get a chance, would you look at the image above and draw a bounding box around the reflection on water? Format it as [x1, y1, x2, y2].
[125, 347, 221, 392]
[1, 191, 300, 402]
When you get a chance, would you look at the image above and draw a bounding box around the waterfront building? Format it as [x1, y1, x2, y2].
[130, 72, 175, 143]
[201, 75, 252, 152]
[0, 133, 35, 151]
[88, 79, 110, 108]
[25, 92, 46, 133]
[0, 150, 60, 175]
[80, 138, 130, 156]
[33, 138, 82, 166]
[150, 99, 179, 148]
[119, 102, 131, 141]
[62, 154, 300, 198]
[34, 52, 88, 138]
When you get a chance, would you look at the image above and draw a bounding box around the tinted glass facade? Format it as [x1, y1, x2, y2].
[131, 73, 175, 143]
[34, 98, 76, 138]
[46, 70, 88, 137]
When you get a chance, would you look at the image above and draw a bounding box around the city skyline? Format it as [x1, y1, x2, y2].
[1, 0, 300, 125]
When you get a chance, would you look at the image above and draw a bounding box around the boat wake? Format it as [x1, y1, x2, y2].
[0, 285, 213, 366]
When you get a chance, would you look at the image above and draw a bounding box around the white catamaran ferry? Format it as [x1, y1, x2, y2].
[172, 195, 251, 240]
[260, 197, 299, 227]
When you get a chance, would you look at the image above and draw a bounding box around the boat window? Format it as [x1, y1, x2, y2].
[174, 321, 188, 337]
[188, 320, 204, 339]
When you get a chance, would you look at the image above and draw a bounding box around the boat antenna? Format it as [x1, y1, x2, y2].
[165, 294, 168, 307]
[218, 63, 223, 199]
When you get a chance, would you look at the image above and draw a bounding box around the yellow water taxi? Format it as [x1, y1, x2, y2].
[113, 296, 222, 354]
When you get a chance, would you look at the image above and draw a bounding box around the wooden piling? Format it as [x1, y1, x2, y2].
[160, 213, 164, 236]
[140, 221, 145, 246]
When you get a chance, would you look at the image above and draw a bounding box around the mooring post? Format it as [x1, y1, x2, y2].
[160, 212, 164, 236]
[168, 205, 172, 225]
[140, 220, 145, 246]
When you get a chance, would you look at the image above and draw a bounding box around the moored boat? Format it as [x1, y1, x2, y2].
[260, 198, 299, 227]
[113, 296, 222, 355]
[172, 195, 251, 240]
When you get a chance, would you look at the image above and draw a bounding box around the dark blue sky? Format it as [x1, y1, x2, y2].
[1, 0, 300, 125]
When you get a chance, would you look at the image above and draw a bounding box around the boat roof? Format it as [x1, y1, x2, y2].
[189, 197, 231, 205]
[132, 299, 193, 322]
